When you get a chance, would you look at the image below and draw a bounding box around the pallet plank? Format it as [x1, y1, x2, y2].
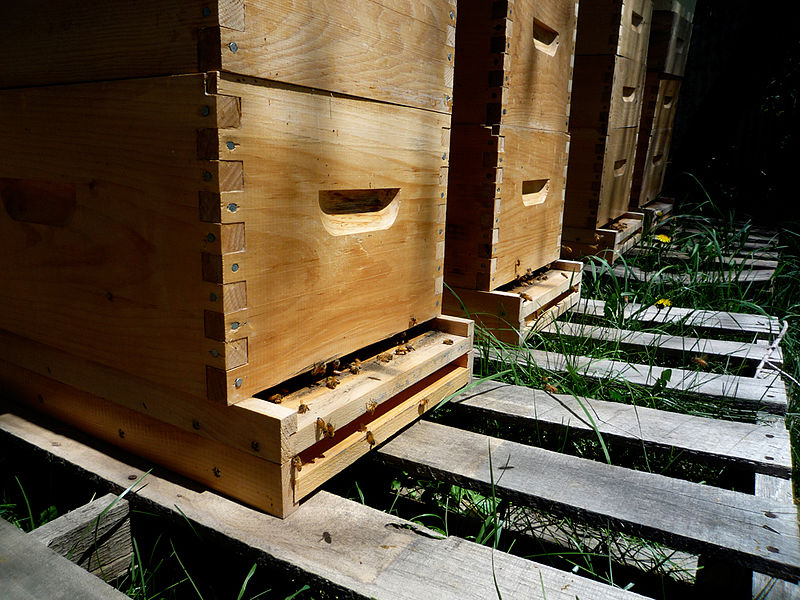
[484, 347, 788, 413]
[379, 420, 800, 581]
[571, 298, 784, 338]
[540, 321, 783, 365]
[0, 519, 130, 600]
[29, 493, 132, 581]
[451, 381, 791, 477]
[0, 410, 651, 600]
[610, 263, 775, 284]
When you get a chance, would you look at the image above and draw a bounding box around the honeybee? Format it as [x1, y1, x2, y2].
[366, 400, 378, 415]
[349, 358, 362, 374]
[310, 362, 326, 376]
[268, 393, 283, 404]
[404, 343, 415, 352]
[418, 398, 428, 415]
[316, 417, 326, 431]
[544, 383, 558, 394]
[395, 346, 408, 356]
[519, 293, 533, 302]
[330, 359, 340, 371]
[561, 245, 573, 254]
[409, 316, 418, 327]
[443, 338, 454, 345]
[292, 455, 303, 472]
[377, 352, 393, 363]
[326, 422, 336, 438]
[297, 403, 310, 414]
[365, 431, 376, 446]
[690, 355, 709, 369]
[325, 376, 340, 389]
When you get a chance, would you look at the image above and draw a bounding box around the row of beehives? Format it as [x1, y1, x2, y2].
[0, 0, 693, 515]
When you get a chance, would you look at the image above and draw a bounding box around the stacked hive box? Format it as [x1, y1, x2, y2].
[443, 0, 583, 344]
[630, 0, 696, 215]
[561, 0, 654, 260]
[0, 0, 472, 517]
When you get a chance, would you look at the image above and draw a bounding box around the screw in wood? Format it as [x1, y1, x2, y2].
[228, 42, 239, 53]
[234, 378, 243, 388]
[201, 105, 211, 117]
[192, 420, 201, 430]
[212, 467, 221, 477]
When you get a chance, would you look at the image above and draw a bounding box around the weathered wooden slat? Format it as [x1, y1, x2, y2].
[610, 263, 775, 284]
[29, 493, 132, 581]
[571, 298, 784, 338]
[0, 519, 130, 600]
[624, 247, 779, 270]
[0, 410, 651, 600]
[539, 321, 783, 365]
[484, 347, 788, 414]
[451, 381, 791, 477]
[379, 420, 800, 581]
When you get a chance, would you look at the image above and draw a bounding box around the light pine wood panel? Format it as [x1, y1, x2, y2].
[0, 73, 450, 405]
[0, 362, 294, 517]
[451, 380, 791, 477]
[0, 0, 456, 113]
[0, 411, 654, 600]
[213, 74, 449, 400]
[0, 75, 218, 401]
[379, 420, 800, 581]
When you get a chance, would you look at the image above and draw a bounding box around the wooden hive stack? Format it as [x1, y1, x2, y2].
[630, 0, 696, 219]
[561, 0, 654, 261]
[0, 0, 472, 517]
[443, 0, 583, 344]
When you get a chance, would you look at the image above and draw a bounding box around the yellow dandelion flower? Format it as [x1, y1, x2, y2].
[654, 234, 671, 243]
[654, 298, 672, 309]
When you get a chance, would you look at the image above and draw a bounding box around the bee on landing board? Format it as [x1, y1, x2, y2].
[310, 362, 326, 376]
[325, 376, 340, 389]
[268, 393, 283, 404]
[377, 352, 393, 363]
[297, 403, 309, 414]
[443, 338, 454, 345]
[365, 400, 378, 415]
[292, 455, 303, 472]
[349, 358, 361, 374]
[365, 431, 376, 446]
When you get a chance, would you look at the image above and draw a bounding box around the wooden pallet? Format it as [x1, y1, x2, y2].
[444, 261, 583, 344]
[0, 409, 655, 600]
[0, 317, 473, 518]
[379, 419, 800, 581]
[608, 262, 775, 285]
[561, 212, 644, 262]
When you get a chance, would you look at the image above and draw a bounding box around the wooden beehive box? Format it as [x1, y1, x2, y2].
[630, 74, 681, 207]
[0, 0, 457, 113]
[0, 72, 474, 516]
[443, 0, 583, 339]
[561, 0, 653, 259]
[648, 6, 694, 77]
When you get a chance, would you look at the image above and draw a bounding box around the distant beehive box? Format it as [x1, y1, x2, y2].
[648, 5, 694, 77]
[630, 74, 680, 207]
[574, 0, 652, 60]
[0, 73, 451, 407]
[563, 0, 653, 235]
[445, 0, 579, 292]
[0, 0, 456, 113]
